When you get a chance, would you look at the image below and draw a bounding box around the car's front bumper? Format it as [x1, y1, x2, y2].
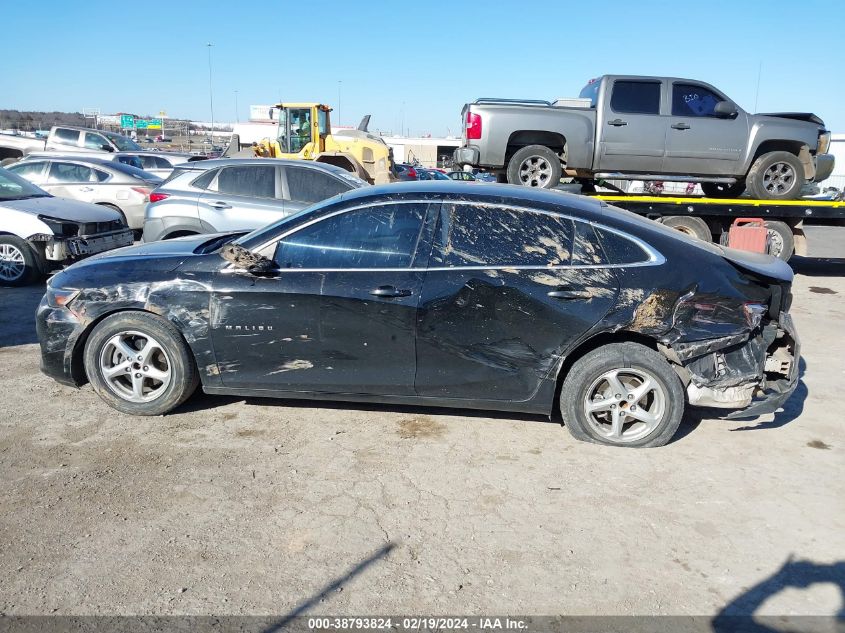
[812, 153, 834, 182]
[39, 228, 134, 262]
[36, 295, 84, 386]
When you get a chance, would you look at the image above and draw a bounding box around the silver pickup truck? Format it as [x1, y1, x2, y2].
[454, 75, 834, 200]
[0, 126, 143, 166]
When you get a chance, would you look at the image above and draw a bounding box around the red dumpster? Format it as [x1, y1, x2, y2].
[728, 218, 769, 254]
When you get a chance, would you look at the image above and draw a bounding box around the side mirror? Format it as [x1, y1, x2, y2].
[101, 144, 114, 152]
[714, 101, 738, 118]
[220, 243, 275, 274]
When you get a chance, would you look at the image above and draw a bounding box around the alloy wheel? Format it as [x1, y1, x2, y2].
[518, 156, 552, 187]
[99, 331, 172, 403]
[0, 243, 26, 282]
[583, 368, 666, 443]
[762, 162, 795, 195]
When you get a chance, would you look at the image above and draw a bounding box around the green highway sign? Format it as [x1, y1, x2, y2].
[120, 116, 163, 130]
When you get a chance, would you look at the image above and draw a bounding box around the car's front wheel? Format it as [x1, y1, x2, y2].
[560, 342, 685, 447]
[0, 236, 40, 286]
[83, 311, 199, 415]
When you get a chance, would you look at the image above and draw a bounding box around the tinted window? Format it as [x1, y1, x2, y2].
[594, 226, 650, 264]
[48, 162, 95, 183]
[610, 81, 661, 115]
[8, 162, 46, 179]
[672, 83, 722, 117]
[275, 203, 426, 269]
[117, 156, 144, 169]
[190, 169, 217, 189]
[53, 128, 80, 145]
[286, 167, 350, 204]
[84, 133, 109, 150]
[141, 156, 172, 170]
[432, 204, 573, 267]
[93, 169, 110, 182]
[217, 165, 275, 198]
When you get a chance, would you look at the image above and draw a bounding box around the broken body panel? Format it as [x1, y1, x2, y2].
[36, 183, 799, 419]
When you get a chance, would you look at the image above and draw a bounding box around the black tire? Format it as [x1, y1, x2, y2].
[83, 311, 200, 416]
[0, 235, 40, 286]
[763, 220, 795, 261]
[701, 181, 745, 198]
[746, 151, 804, 200]
[560, 342, 685, 448]
[506, 145, 562, 188]
[660, 215, 712, 242]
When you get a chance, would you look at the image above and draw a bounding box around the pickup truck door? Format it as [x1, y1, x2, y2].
[598, 79, 667, 173]
[665, 81, 748, 175]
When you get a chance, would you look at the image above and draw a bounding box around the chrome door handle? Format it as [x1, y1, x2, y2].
[79, 186, 94, 192]
[370, 285, 411, 298]
[209, 201, 231, 209]
[671, 122, 691, 130]
[547, 289, 592, 300]
[607, 119, 627, 127]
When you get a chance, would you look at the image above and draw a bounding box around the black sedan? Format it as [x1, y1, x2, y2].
[36, 182, 799, 447]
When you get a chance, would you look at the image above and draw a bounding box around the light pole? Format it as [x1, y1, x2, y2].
[234, 90, 239, 123]
[206, 43, 215, 140]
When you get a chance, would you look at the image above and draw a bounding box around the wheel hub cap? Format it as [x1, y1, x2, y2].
[99, 331, 172, 403]
[762, 162, 795, 194]
[583, 368, 666, 443]
[518, 156, 552, 187]
[0, 244, 26, 282]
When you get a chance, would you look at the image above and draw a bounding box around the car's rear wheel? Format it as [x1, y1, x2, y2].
[560, 342, 685, 447]
[0, 236, 40, 286]
[507, 145, 562, 188]
[83, 311, 199, 415]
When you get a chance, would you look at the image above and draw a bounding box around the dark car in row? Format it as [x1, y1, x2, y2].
[36, 182, 798, 447]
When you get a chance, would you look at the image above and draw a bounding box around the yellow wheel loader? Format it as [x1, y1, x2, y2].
[251, 103, 393, 185]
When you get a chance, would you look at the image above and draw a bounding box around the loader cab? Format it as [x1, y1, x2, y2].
[274, 103, 331, 157]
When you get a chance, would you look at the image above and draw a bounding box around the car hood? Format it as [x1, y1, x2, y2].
[1, 196, 122, 222]
[718, 246, 793, 283]
[90, 234, 219, 262]
[758, 112, 824, 127]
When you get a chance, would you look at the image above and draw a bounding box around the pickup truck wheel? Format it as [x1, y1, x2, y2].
[507, 145, 562, 188]
[0, 236, 39, 286]
[746, 151, 804, 200]
[763, 220, 795, 261]
[660, 215, 712, 241]
[560, 342, 685, 448]
[701, 181, 745, 198]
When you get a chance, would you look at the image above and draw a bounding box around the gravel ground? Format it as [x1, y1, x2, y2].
[0, 227, 843, 620]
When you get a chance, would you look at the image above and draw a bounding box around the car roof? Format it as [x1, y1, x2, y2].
[179, 157, 354, 175]
[336, 181, 606, 216]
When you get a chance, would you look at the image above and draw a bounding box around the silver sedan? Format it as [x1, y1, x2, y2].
[6, 157, 162, 231]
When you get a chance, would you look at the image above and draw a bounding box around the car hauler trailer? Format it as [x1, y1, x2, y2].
[590, 194, 845, 260]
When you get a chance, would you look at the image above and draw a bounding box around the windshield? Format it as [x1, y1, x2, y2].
[104, 132, 142, 152]
[0, 168, 51, 200]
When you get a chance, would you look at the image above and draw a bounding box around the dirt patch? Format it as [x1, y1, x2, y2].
[807, 439, 831, 450]
[236, 428, 265, 438]
[396, 415, 447, 439]
[809, 287, 837, 295]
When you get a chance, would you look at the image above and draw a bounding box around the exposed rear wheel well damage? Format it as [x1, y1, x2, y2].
[552, 331, 658, 414]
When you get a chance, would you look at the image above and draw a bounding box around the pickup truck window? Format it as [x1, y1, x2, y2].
[672, 83, 721, 117]
[53, 128, 80, 146]
[433, 204, 573, 268]
[84, 133, 109, 150]
[610, 81, 661, 115]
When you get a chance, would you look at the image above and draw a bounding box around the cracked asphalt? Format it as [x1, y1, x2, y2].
[0, 226, 843, 618]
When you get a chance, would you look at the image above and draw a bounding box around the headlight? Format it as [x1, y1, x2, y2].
[818, 131, 831, 155]
[46, 286, 79, 309]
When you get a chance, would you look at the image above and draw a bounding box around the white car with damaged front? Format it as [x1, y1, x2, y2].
[0, 167, 134, 286]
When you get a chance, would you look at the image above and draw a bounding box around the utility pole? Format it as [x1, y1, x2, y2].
[206, 43, 215, 139]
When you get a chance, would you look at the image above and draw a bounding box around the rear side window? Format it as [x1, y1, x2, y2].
[285, 167, 350, 204]
[53, 128, 80, 146]
[610, 81, 661, 115]
[188, 168, 216, 188]
[275, 203, 426, 269]
[48, 162, 95, 183]
[432, 204, 573, 267]
[594, 226, 650, 264]
[572, 221, 607, 265]
[217, 165, 276, 198]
